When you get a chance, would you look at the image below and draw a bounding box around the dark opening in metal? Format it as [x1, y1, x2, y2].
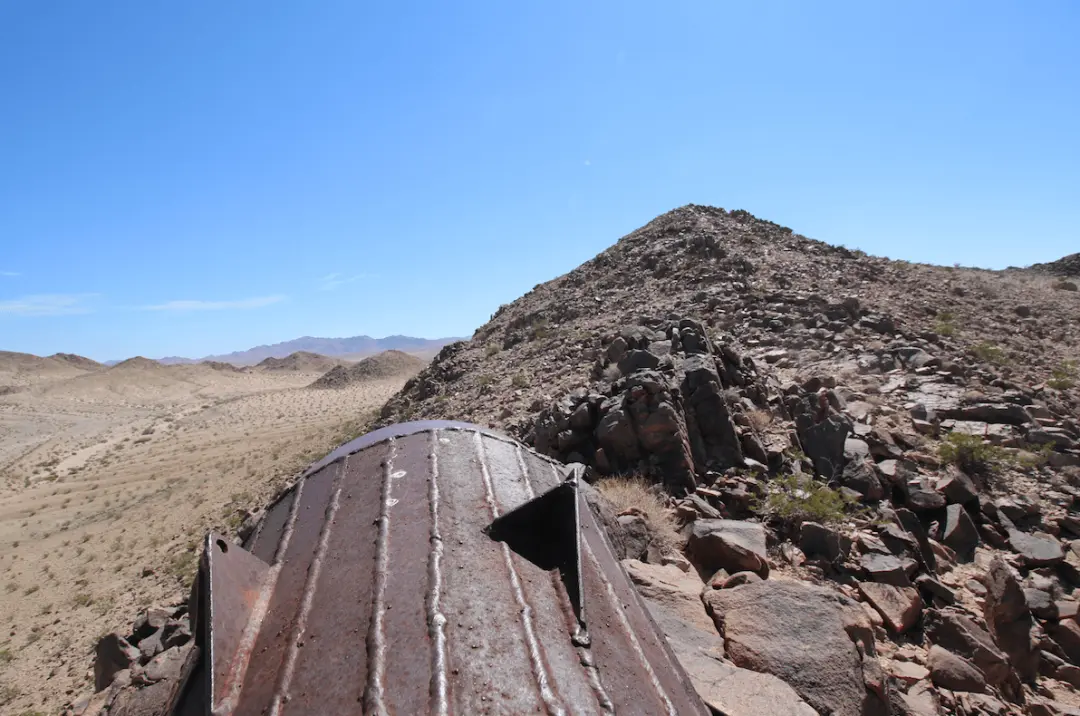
[485, 478, 584, 624]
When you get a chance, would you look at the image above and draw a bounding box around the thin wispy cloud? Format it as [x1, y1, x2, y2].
[0, 271, 19, 277]
[0, 293, 98, 316]
[317, 272, 373, 291]
[141, 295, 286, 312]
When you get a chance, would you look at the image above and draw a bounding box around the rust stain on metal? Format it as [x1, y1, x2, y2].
[171, 421, 711, 715]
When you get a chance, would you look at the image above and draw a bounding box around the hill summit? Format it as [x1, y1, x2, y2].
[372, 204, 1080, 713]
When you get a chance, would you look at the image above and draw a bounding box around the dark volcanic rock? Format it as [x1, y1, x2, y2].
[924, 608, 1011, 686]
[983, 556, 1038, 682]
[94, 633, 140, 691]
[860, 553, 913, 587]
[927, 645, 987, 693]
[800, 521, 852, 562]
[793, 396, 851, 480]
[1007, 528, 1064, 567]
[941, 504, 980, 560]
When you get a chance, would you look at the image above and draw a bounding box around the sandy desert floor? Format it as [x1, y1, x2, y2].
[0, 359, 409, 714]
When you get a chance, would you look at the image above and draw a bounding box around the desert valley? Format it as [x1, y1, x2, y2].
[0, 347, 429, 712]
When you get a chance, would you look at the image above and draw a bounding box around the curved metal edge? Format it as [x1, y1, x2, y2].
[301, 421, 506, 478]
[250, 422, 553, 545]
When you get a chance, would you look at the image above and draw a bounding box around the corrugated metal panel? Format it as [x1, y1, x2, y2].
[172, 421, 710, 715]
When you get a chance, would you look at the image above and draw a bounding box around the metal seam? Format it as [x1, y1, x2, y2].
[515, 443, 536, 499]
[363, 438, 397, 716]
[581, 540, 678, 716]
[267, 456, 348, 714]
[213, 474, 306, 715]
[548, 463, 614, 715]
[475, 432, 566, 716]
[428, 432, 449, 716]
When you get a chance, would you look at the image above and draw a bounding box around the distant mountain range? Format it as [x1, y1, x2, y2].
[108, 335, 463, 366]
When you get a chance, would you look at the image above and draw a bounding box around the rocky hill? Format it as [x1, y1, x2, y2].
[69, 206, 1080, 715]
[374, 205, 1080, 715]
[308, 349, 425, 388]
[1028, 253, 1080, 281]
[0, 350, 101, 388]
[253, 350, 345, 372]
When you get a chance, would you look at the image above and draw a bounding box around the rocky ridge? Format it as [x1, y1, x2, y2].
[70, 205, 1080, 715]
[374, 205, 1080, 714]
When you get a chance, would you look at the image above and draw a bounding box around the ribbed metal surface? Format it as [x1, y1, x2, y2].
[182, 421, 709, 715]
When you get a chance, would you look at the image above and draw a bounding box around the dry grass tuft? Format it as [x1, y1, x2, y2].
[595, 475, 683, 555]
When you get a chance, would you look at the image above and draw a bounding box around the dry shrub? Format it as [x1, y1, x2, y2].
[595, 475, 683, 555]
[747, 409, 773, 433]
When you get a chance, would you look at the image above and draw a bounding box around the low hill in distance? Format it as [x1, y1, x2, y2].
[255, 351, 347, 372]
[49, 353, 104, 371]
[309, 349, 426, 388]
[149, 334, 464, 366]
[0, 350, 102, 388]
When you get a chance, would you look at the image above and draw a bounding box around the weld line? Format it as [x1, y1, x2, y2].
[267, 456, 347, 715]
[428, 432, 449, 716]
[363, 439, 396, 716]
[475, 432, 566, 716]
[515, 443, 536, 499]
[213, 477, 306, 715]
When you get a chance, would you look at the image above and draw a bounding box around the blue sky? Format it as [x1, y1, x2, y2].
[1, 2, 1077, 361]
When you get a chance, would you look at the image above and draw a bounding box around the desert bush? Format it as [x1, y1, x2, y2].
[484, 343, 501, 357]
[1049, 360, 1078, 390]
[511, 373, 529, 389]
[935, 310, 957, 337]
[754, 474, 856, 530]
[747, 409, 773, 432]
[1015, 442, 1056, 469]
[938, 432, 1009, 474]
[971, 341, 1009, 366]
[595, 476, 683, 555]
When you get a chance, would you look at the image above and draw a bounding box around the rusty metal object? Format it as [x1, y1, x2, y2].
[169, 421, 710, 715]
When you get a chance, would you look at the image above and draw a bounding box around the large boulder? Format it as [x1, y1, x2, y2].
[924, 608, 1011, 686]
[927, 645, 987, 693]
[1048, 619, 1080, 665]
[800, 521, 852, 562]
[795, 410, 852, 480]
[703, 579, 876, 716]
[621, 559, 713, 633]
[646, 601, 816, 716]
[941, 504, 980, 561]
[983, 556, 1038, 682]
[1007, 528, 1064, 567]
[679, 352, 744, 471]
[857, 582, 922, 635]
[686, 519, 769, 578]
